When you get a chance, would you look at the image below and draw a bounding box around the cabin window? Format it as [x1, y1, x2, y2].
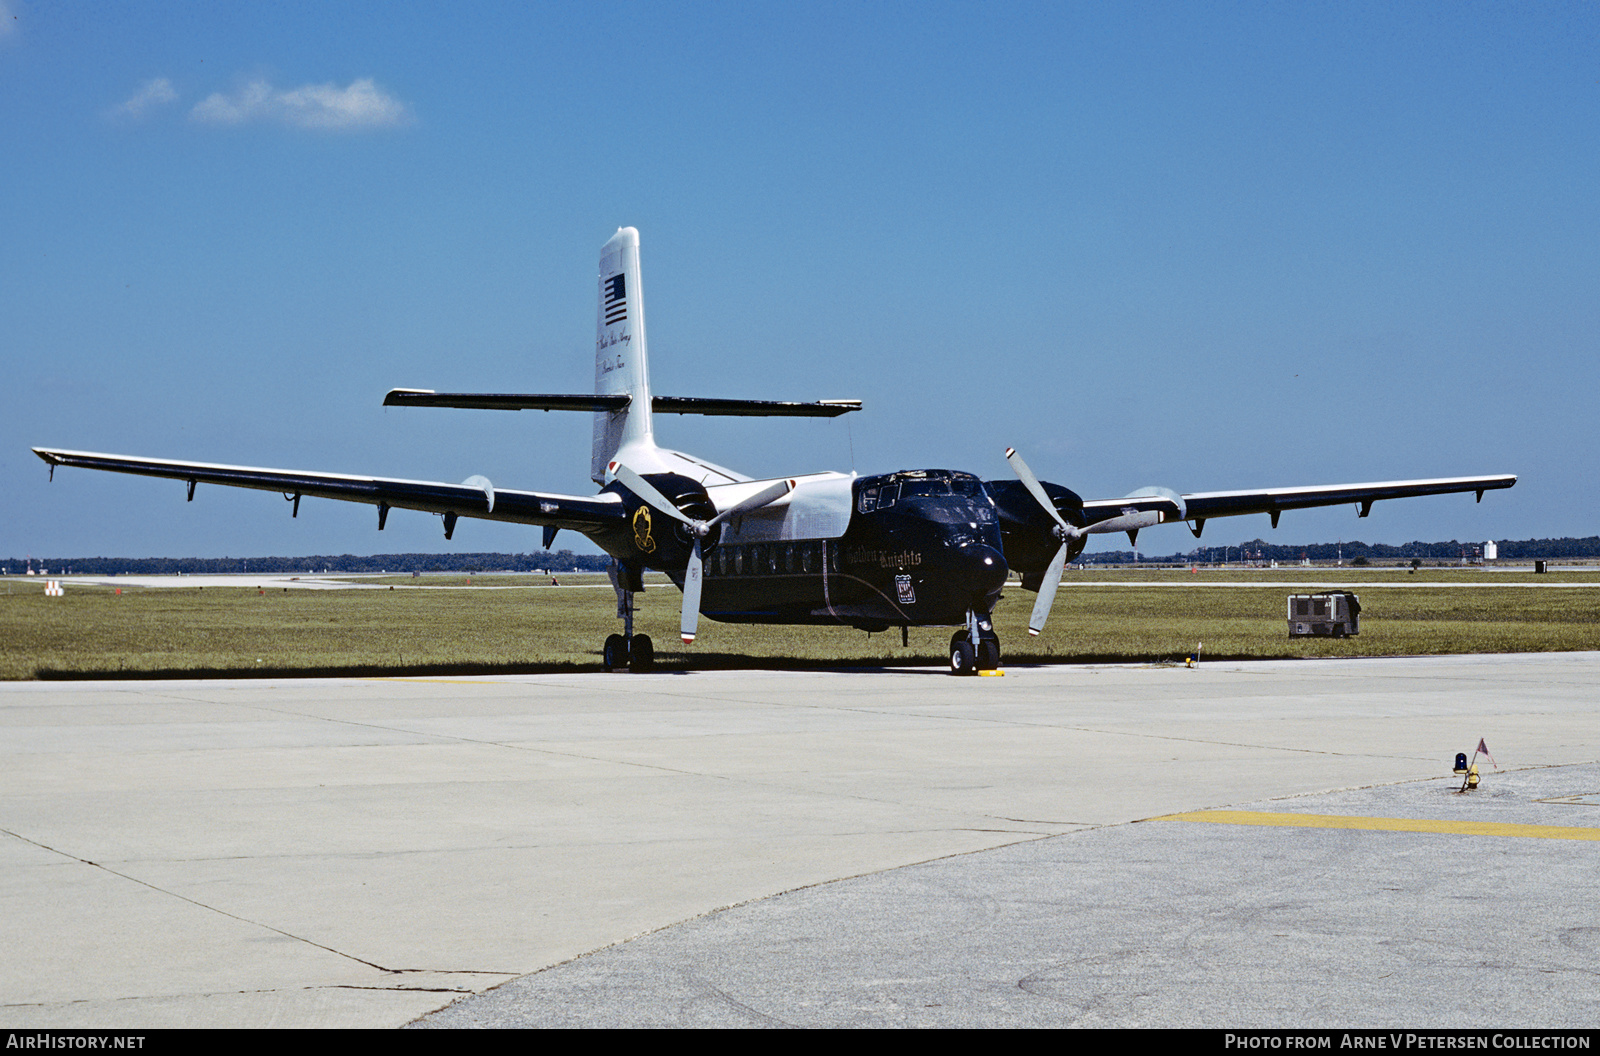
[877, 483, 898, 509]
[859, 487, 878, 514]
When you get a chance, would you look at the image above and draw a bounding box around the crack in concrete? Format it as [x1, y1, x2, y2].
[0, 827, 398, 974]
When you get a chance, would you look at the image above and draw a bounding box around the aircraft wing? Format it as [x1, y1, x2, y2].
[31, 448, 625, 535]
[1081, 474, 1517, 536]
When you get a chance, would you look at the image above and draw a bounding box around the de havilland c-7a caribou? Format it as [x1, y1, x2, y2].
[34, 227, 1516, 674]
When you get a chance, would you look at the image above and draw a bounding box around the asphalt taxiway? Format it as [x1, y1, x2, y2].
[2, 653, 1596, 1028]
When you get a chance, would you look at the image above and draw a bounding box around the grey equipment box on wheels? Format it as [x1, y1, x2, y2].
[1288, 591, 1361, 638]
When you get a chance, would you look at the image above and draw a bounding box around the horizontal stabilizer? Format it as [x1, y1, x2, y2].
[384, 390, 628, 412]
[653, 397, 860, 417]
[385, 390, 860, 417]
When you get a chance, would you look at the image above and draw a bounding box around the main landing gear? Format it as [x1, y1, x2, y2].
[949, 610, 1000, 676]
[604, 562, 654, 673]
[603, 631, 653, 673]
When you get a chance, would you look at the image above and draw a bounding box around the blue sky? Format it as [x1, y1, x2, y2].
[3, 1, 1596, 561]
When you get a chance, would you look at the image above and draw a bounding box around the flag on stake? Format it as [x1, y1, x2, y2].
[1476, 738, 1498, 769]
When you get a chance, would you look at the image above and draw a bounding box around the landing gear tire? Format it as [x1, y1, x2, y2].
[950, 633, 976, 677]
[603, 633, 629, 672]
[977, 636, 1000, 672]
[629, 634, 654, 673]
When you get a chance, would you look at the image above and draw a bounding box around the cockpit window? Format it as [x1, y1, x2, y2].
[859, 473, 991, 517]
[898, 479, 949, 498]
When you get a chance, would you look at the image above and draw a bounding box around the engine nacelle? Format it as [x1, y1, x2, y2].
[982, 478, 1087, 576]
[603, 472, 718, 570]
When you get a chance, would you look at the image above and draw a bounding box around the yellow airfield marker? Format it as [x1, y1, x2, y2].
[1150, 810, 1600, 841]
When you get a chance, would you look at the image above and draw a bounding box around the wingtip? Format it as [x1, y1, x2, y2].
[383, 388, 437, 406]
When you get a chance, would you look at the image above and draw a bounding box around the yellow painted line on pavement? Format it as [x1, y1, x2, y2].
[1149, 810, 1600, 841]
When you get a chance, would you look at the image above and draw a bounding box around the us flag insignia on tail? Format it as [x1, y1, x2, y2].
[603, 273, 627, 326]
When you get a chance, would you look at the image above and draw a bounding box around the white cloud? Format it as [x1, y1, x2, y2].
[109, 78, 179, 120]
[190, 77, 410, 130]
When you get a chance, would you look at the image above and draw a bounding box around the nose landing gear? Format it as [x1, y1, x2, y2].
[950, 611, 1000, 675]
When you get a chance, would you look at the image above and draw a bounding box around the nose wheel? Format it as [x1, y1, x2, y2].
[950, 612, 999, 675]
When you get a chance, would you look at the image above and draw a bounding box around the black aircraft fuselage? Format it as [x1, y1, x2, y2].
[593, 468, 1087, 632]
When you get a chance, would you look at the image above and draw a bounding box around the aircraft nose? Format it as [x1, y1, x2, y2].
[950, 542, 1008, 605]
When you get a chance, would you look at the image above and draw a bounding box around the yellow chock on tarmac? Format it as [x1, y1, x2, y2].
[979, 669, 1005, 677]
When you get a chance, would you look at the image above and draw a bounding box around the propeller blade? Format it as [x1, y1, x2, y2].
[1004, 447, 1078, 537]
[1082, 510, 1163, 535]
[681, 540, 704, 644]
[707, 478, 794, 527]
[1028, 541, 1069, 636]
[611, 463, 695, 526]
[682, 480, 788, 646]
[1007, 448, 1081, 637]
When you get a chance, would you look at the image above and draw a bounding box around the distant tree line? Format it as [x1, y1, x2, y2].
[1083, 536, 1600, 565]
[6, 537, 1599, 576]
[1, 551, 613, 576]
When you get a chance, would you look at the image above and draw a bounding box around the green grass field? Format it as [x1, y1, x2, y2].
[2, 570, 1598, 679]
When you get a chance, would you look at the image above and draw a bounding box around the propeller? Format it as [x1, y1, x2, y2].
[1004, 448, 1085, 637]
[1006, 449, 1181, 635]
[611, 464, 794, 644]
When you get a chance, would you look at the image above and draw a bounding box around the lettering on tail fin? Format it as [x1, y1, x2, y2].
[592, 226, 655, 483]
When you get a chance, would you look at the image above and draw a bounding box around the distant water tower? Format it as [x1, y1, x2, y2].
[1484, 541, 1498, 561]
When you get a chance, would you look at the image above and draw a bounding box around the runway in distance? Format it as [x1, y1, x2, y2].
[34, 227, 1516, 674]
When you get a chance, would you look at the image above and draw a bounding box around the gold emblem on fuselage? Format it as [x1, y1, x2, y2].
[632, 506, 656, 553]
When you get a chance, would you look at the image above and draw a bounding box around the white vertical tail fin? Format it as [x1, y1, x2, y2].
[592, 227, 654, 483]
